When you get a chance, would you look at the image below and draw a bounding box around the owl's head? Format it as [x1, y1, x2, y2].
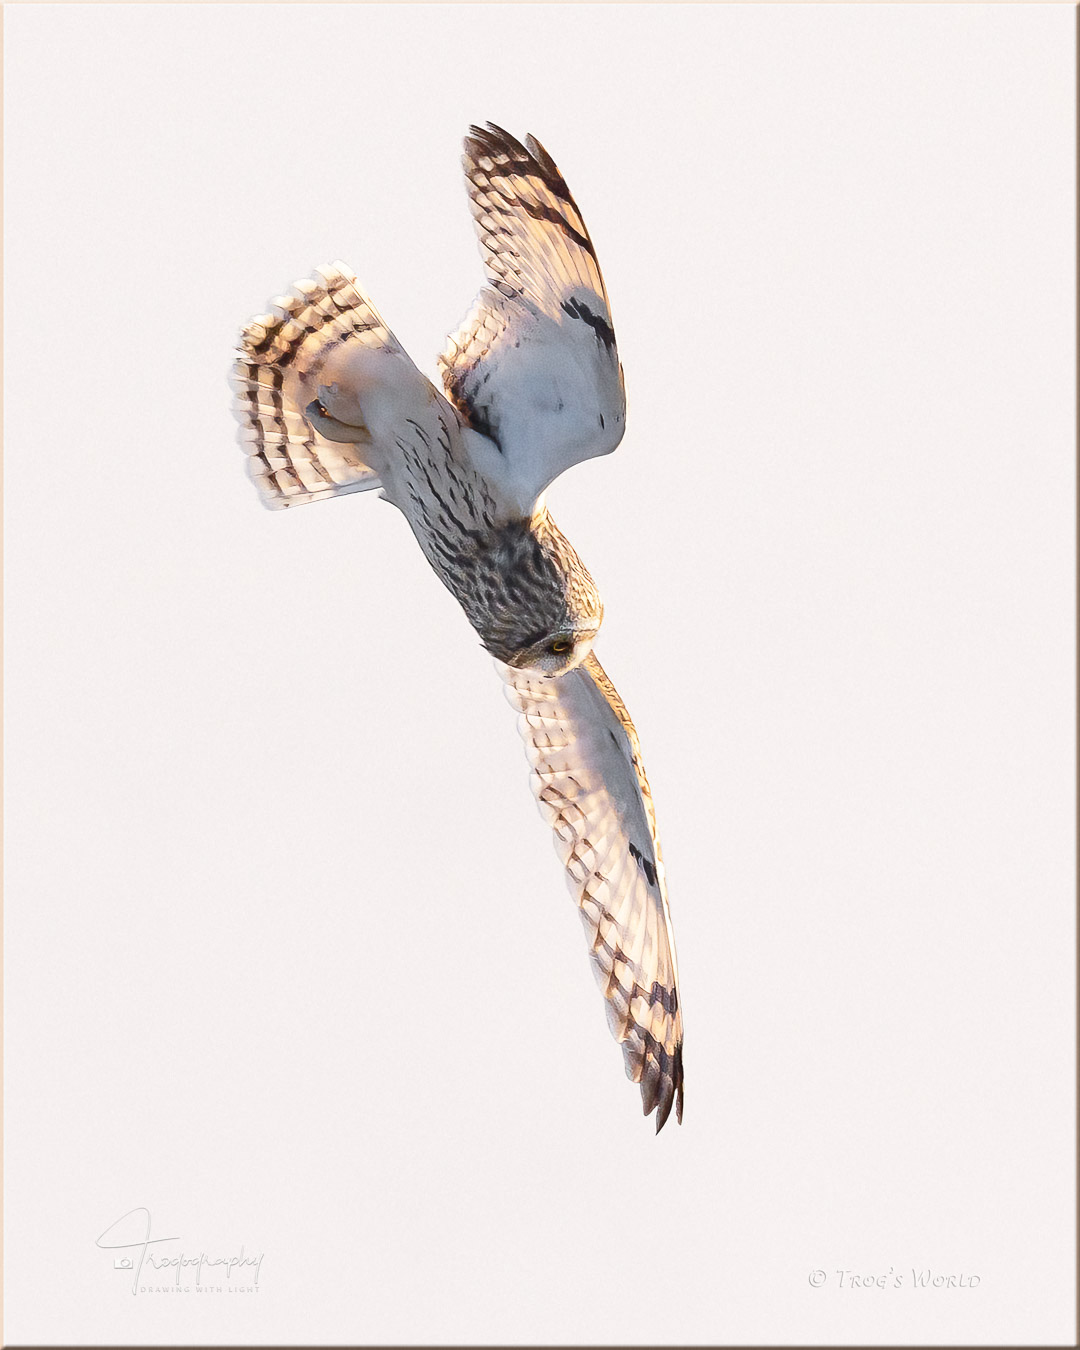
[506, 621, 602, 677]
[468, 514, 604, 676]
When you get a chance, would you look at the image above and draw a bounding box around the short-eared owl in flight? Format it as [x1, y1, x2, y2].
[231, 124, 684, 1130]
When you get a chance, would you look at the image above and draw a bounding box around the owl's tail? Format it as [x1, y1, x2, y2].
[230, 262, 401, 510]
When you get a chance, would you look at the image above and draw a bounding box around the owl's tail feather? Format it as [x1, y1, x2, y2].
[230, 262, 399, 510]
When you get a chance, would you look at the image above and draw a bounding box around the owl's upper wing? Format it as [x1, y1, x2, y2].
[230, 263, 397, 509]
[440, 124, 626, 513]
[501, 652, 684, 1131]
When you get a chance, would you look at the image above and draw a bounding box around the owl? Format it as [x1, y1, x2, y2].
[231, 124, 684, 1131]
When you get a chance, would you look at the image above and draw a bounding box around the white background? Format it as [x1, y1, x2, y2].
[4, 3, 1075, 1345]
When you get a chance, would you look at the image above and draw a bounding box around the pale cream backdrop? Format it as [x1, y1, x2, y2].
[4, 3, 1074, 1346]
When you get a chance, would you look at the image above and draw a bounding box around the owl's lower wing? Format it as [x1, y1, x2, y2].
[230, 263, 397, 509]
[501, 652, 684, 1132]
[440, 124, 626, 512]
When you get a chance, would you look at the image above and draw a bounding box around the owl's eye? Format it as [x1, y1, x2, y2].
[550, 639, 572, 655]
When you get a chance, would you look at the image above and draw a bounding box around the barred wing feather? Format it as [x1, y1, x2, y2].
[501, 652, 684, 1131]
[441, 124, 626, 511]
[230, 263, 399, 509]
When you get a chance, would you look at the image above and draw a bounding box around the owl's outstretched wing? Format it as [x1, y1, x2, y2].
[440, 124, 626, 513]
[501, 652, 684, 1131]
[230, 263, 399, 509]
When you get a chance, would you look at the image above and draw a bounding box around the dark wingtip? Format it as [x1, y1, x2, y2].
[652, 1040, 684, 1134]
[524, 131, 559, 175]
[465, 123, 561, 176]
[465, 121, 526, 159]
[461, 123, 574, 209]
[655, 1087, 673, 1133]
[640, 1061, 661, 1118]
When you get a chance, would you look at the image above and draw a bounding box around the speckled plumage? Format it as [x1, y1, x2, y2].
[231, 124, 684, 1131]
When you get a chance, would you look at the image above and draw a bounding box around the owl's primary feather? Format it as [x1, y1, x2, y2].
[231, 123, 685, 1131]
